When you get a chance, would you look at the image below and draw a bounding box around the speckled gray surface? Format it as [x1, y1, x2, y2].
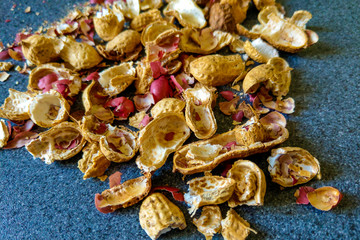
[0, 0, 359, 239]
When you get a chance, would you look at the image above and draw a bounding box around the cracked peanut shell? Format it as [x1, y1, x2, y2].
[193, 205, 222, 240]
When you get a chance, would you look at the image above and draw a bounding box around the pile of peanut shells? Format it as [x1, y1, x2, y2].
[0, 0, 343, 239]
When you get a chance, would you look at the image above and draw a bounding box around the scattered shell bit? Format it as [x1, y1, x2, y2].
[0, 120, 10, 148]
[221, 208, 257, 240]
[227, 160, 266, 207]
[0, 72, 10, 82]
[0, 62, 13, 71]
[184, 175, 236, 216]
[0, 89, 33, 121]
[268, 147, 321, 187]
[193, 205, 222, 240]
[139, 192, 187, 240]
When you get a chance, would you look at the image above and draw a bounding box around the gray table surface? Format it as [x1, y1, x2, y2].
[0, 0, 359, 239]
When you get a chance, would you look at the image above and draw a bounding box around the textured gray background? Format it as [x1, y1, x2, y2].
[0, 0, 359, 239]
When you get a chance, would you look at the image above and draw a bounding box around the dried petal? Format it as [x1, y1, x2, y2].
[220, 91, 235, 101]
[294, 186, 315, 205]
[152, 186, 184, 202]
[150, 76, 173, 103]
[109, 171, 122, 188]
[133, 93, 155, 112]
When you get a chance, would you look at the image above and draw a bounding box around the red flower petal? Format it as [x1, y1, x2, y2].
[133, 93, 155, 112]
[152, 186, 184, 202]
[109, 171, 122, 188]
[106, 97, 134, 120]
[295, 186, 315, 205]
[150, 61, 167, 79]
[150, 76, 173, 103]
[93, 123, 107, 134]
[90, 0, 104, 4]
[170, 75, 185, 93]
[94, 193, 114, 214]
[223, 141, 236, 151]
[220, 91, 234, 101]
[15, 33, 32, 44]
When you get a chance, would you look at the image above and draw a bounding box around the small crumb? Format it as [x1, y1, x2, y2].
[36, 12, 40, 16]
[0, 72, 10, 82]
[98, 175, 108, 181]
[15, 66, 22, 72]
[15, 81, 19, 85]
[231, 85, 241, 91]
[0, 62, 13, 71]
[5, 19, 11, 23]
[25, 6, 31, 13]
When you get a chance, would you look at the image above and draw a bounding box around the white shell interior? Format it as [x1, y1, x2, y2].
[165, 0, 206, 28]
[251, 38, 279, 60]
[29, 94, 64, 126]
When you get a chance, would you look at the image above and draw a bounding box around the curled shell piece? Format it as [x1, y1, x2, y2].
[193, 205, 222, 240]
[97, 174, 151, 212]
[221, 0, 251, 24]
[130, 9, 163, 32]
[163, 0, 206, 29]
[28, 63, 81, 97]
[99, 125, 138, 163]
[221, 208, 256, 240]
[184, 83, 217, 139]
[189, 54, 245, 87]
[184, 175, 236, 216]
[0, 89, 32, 121]
[136, 112, 190, 173]
[244, 38, 279, 63]
[28, 90, 70, 128]
[227, 160, 266, 207]
[140, 0, 163, 11]
[98, 62, 136, 96]
[60, 37, 103, 70]
[179, 28, 244, 55]
[82, 80, 113, 123]
[268, 147, 321, 187]
[78, 142, 111, 179]
[209, 2, 236, 33]
[150, 98, 185, 119]
[113, 0, 140, 19]
[139, 192, 187, 240]
[21, 35, 63, 65]
[97, 30, 142, 62]
[307, 186, 342, 211]
[0, 120, 10, 148]
[93, 7, 125, 41]
[243, 57, 291, 97]
[140, 20, 177, 46]
[26, 122, 86, 164]
[173, 115, 289, 175]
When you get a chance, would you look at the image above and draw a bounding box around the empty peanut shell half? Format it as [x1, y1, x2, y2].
[193, 205, 222, 240]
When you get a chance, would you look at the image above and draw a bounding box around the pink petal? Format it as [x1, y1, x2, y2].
[139, 114, 152, 128]
[223, 141, 236, 151]
[107, 97, 134, 120]
[84, 72, 100, 81]
[0, 50, 10, 60]
[105, 97, 126, 108]
[133, 93, 155, 112]
[248, 93, 257, 103]
[295, 186, 315, 205]
[150, 76, 173, 103]
[150, 61, 167, 79]
[220, 91, 234, 101]
[232, 110, 244, 122]
[90, 0, 104, 4]
[109, 171, 122, 188]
